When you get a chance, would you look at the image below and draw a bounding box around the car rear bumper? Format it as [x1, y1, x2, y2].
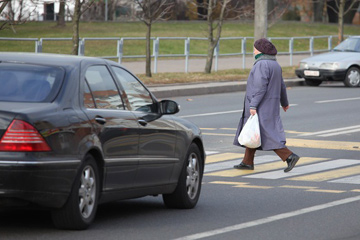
[295, 69, 347, 81]
[0, 159, 80, 208]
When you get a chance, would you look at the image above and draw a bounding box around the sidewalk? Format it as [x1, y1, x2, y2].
[148, 78, 304, 98]
[122, 54, 309, 74]
[121, 54, 308, 98]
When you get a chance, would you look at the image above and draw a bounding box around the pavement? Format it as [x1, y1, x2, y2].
[121, 53, 309, 98]
[148, 78, 305, 98]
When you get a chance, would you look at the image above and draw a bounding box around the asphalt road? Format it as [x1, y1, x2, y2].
[1, 83, 360, 240]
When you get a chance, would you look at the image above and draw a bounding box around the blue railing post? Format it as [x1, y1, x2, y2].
[185, 37, 190, 73]
[241, 38, 246, 69]
[117, 39, 123, 64]
[328, 36, 333, 50]
[289, 37, 294, 66]
[153, 38, 159, 73]
[36, 39, 42, 53]
[214, 41, 219, 72]
[310, 37, 314, 56]
[78, 39, 85, 56]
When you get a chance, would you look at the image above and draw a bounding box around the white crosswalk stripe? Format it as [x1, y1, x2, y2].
[298, 125, 360, 137]
[205, 155, 278, 173]
[244, 159, 360, 180]
[330, 175, 360, 184]
[205, 153, 360, 185]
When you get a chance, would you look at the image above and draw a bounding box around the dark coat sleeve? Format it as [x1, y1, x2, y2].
[249, 62, 269, 109]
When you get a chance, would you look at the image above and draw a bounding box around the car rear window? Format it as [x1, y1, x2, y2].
[0, 63, 64, 102]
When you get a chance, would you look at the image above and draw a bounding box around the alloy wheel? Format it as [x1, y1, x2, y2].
[347, 69, 360, 86]
[186, 153, 200, 200]
[79, 165, 96, 219]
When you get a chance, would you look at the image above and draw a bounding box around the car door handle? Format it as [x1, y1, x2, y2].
[138, 119, 147, 126]
[95, 117, 106, 125]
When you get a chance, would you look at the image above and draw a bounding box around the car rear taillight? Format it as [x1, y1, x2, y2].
[0, 120, 51, 152]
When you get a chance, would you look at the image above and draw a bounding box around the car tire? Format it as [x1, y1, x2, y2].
[344, 67, 360, 87]
[305, 79, 322, 86]
[51, 154, 100, 230]
[163, 143, 203, 209]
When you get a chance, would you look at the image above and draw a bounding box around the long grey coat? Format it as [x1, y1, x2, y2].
[233, 57, 289, 151]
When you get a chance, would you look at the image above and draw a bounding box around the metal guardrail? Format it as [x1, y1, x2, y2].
[0, 35, 344, 73]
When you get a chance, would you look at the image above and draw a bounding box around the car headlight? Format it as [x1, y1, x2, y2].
[319, 62, 340, 70]
[299, 62, 308, 69]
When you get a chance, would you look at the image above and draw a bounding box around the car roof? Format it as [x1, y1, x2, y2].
[0, 52, 111, 67]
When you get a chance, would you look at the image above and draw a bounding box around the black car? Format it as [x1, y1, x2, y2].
[0, 52, 205, 230]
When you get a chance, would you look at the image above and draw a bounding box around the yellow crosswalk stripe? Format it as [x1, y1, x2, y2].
[210, 181, 248, 185]
[206, 153, 244, 164]
[288, 165, 360, 182]
[201, 133, 360, 151]
[286, 138, 360, 151]
[205, 157, 329, 177]
[203, 133, 233, 136]
[210, 181, 273, 189]
[306, 189, 346, 194]
[234, 185, 274, 189]
[279, 185, 318, 190]
[285, 130, 310, 134]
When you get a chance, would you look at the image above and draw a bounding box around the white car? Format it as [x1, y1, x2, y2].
[295, 36, 360, 87]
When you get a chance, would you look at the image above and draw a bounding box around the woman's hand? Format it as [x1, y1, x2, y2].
[250, 109, 257, 115]
[282, 105, 289, 112]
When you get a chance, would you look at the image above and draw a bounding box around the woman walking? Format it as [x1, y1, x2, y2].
[233, 38, 300, 172]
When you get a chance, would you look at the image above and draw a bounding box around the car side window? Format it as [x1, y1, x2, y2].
[111, 66, 157, 113]
[85, 65, 124, 110]
[83, 81, 96, 108]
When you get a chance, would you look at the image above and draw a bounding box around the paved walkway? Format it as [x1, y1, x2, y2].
[121, 54, 310, 74]
[120, 53, 309, 98]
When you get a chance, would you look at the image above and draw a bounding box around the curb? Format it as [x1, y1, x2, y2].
[149, 78, 305, 98]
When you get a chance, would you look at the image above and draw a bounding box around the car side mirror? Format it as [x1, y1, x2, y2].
[159, 100, 180, 115]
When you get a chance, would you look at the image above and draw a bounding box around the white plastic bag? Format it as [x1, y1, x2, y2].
[238, 114, 261, 148]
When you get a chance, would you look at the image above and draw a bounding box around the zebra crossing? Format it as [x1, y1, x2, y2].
[204, 152, 360, 185]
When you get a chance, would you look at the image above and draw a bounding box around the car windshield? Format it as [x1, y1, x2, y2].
[333, 38, 360, 52]
[0, 63, 64, 102]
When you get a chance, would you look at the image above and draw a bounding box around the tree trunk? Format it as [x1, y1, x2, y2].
[204, 0, 214, 73]
[204, 0, 228, 74]
[205, 42, 215, 74]
[314, 0, 324, 22]
[254, 0, 268, 40]
[145, 23, 152, 77]
[0, 1, 9, 15]
[57, 1, 66, 27]
[197, 0, 207, 20]
[338, 0, 345, 44]
[72, 0, 81, 55]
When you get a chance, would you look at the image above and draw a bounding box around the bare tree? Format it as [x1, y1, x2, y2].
[57, 0, 66, 27]
[132, 0, 175, 77]
[0, 0, 10, 29]
[326, 0, 360, 43]
[268, 0, 292, 27]
[0, 0, 37, 31]
[205, 0, 231, 73]
[313, 0, 326, 22]
[82, 0, 119, 21]
[71, 0, 95, 55]
[189, 0, 251, 73]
